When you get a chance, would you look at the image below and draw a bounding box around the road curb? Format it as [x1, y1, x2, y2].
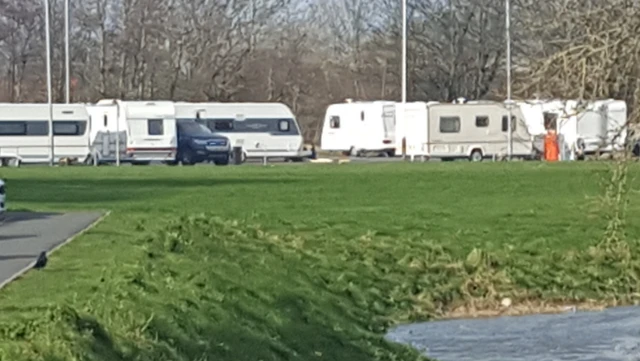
[0, 210, 111, 291]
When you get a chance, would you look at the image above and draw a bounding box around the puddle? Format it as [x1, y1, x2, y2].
[386, 306, 640, 361]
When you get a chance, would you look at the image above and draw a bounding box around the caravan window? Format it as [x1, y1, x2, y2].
[475, 116, 489, 127]
[543, 112, 557, 130]
[501, 116, 516, 132]
[212, 119, 234, 131]
[330, 116, 340, 128]
[278, 119, 290, 132]
[27, 121, 48, 135]
[0, 122, 26, 135]
[54, 121, 86, 136]
[439, 116, 461, 133]
[147, 119, 164, 135]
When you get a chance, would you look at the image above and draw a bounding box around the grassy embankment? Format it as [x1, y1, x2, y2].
[0, 162, 638, 361]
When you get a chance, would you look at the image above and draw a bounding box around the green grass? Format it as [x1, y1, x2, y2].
[0, 162, 638, 361]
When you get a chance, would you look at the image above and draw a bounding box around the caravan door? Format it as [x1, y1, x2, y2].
[395, 102, 427, 156]
[382, 104, 396, 149]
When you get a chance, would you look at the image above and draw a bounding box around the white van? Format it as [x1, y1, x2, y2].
[320, 100, 396, 156]
[0, 103, 91, 165]
[183, 102, 307, 161]
[91, 100, 177, 164]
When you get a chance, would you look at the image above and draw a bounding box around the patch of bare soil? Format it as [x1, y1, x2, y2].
[441, 298, 620, 320]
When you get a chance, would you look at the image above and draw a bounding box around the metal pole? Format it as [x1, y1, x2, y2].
[401, 0, 407, 103]
[505, 0, 512, 160]
[115, 100, 120, 166]
[64, 0, 70, 103]
[44, 0, 54, 166]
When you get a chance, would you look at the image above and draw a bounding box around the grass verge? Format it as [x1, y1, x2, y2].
[0, 162, 638, 361]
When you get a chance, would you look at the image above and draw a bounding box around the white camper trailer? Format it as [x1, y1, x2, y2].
[517, 99, 628, 160]
[88, 100, 178, 164]
[0, 103, 90, 165]
[185, 102, 307, 161]
[394, 100, 534, 161]
[320, 100, 396, 156]
[576, 99, 627, 155]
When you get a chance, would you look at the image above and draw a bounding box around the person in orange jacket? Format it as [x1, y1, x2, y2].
[544, 128, 559, 161]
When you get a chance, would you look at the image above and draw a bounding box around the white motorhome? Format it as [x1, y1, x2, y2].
[0, 103, 91, 165]
[182, 102, 307, 161]
[320, 100, 396, 156]
[394, 100, 534, 161]
[88, 100, 178, 164]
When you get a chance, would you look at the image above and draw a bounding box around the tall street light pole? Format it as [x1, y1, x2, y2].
[64, 0, 70, 103]
[506, 0, 513, 160]
[401, 0, 407, 103]
[44, 0, 54, 166]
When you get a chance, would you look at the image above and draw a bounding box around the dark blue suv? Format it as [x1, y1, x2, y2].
[175, 119, 231, 165]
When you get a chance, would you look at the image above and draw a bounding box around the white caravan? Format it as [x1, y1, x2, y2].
[88, 100, 177, 164]
[394, 100, 534, 161]
[577, 99, 627, 155]
[320, 100, 396, 156]
[180, 102, 307, 161]
[0, 103, 91, 165]
[517, 99, 627, 159]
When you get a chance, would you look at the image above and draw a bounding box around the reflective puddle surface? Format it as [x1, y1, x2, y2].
[386, 306, 640, 361]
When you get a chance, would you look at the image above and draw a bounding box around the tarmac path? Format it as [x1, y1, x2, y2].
[0, 211, 105, 289]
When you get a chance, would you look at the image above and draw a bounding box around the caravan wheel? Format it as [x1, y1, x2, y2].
[469, 150, 483, 162]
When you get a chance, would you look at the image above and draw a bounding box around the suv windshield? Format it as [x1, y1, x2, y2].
[178, 120, 213, 137]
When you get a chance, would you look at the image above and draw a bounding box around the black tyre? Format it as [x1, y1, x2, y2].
[469, 149, 483, 162]
[179, 150, 194, 165]
[214, 156, 230, 166]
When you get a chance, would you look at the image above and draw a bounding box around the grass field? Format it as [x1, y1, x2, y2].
[0, 162, 638, 361]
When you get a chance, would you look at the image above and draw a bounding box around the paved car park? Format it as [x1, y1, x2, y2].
[0, 211, 105, 289]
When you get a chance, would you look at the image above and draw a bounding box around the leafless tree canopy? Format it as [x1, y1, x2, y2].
[1, 0, 639, 141]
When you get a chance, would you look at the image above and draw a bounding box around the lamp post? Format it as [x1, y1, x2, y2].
[505, 0, 512, 160]
[44, 0, 54, 166]
[64, 0, 70, 103]
[401, 0, 407, 103]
